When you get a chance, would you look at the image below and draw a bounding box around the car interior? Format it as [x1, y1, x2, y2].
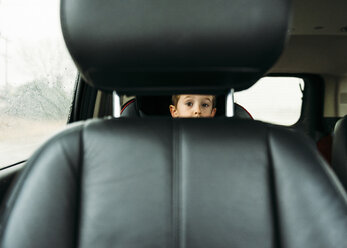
[120, 95, 253, 119]
[0, 0, 347, 247]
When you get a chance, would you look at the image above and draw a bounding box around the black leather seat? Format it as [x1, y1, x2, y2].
[1, 0, 347, 247]
[1, 118, 347, 248]
[332, 115, 347, 189]
[121, 96, 253, 119]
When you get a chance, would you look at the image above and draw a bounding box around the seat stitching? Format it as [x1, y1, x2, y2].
[76, 123, 84, 248]
[266, 126, 281, 248]
[172, 121, 179, 248]
[178, 122, 183, 248]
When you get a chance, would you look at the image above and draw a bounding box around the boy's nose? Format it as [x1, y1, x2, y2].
[194, 106, 201, 116]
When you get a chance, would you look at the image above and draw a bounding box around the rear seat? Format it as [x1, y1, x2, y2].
[121, 96, 253, 119]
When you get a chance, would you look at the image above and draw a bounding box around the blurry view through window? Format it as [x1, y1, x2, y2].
[0, 0, 76, 167]
[234, 77, 304, 125]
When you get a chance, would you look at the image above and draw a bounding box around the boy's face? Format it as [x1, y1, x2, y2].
[169, 95, 216, 118]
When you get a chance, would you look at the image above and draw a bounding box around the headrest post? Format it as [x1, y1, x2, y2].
[113, 91, 121, 118]
[226, 89, 235, 117]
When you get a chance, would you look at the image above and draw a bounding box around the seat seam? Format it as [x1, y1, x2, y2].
[0, 125, 84, 247]
[178, 122, 183, 248]
[266, 127, 281, 248]
[0, 148, 44, 243]
[172, 121, 179, 248]
[76, 123, 84, 248]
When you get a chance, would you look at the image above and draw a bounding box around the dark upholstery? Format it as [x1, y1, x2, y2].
[60, 0, 290, 94]
[121, 96, 253, 119]
[1, 119, 347, 248]
[235, 104, 253, 119]
[332, 115, 347, 189]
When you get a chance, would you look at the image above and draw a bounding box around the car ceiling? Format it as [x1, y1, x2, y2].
[270, 0, 347, 76]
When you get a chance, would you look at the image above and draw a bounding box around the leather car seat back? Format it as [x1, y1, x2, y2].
[1, 119, 347, 248]
[332, 115, 347, 189]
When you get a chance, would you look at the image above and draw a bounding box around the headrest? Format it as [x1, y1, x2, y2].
[61, 0, 291, 94]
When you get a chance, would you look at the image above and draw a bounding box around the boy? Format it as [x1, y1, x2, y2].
[169, 95, 217, 118]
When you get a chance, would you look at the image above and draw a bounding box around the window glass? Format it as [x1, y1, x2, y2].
[234, 77, 304, 125]
[0, 0, 76, 168]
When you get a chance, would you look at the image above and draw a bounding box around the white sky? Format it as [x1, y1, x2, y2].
[0, 0, 75, 86]
[0, 0, 60, 41]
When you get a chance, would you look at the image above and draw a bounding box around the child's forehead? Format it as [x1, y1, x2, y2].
[178, 94, 214, 101]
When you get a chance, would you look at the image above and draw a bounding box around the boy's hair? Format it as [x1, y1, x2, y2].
[171, 95, 216, 108]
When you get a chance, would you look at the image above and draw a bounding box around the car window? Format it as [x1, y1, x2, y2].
[234, 77, 304, 125]
[0, 0, 76, 168]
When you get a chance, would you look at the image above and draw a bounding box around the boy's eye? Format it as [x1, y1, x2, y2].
[202, 103, 209, 108]
[185, 102, 193, 107]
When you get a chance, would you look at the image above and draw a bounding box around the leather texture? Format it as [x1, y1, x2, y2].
[1, 118, 347, 248]
[234, 104, 253, 119]
[60, 0, 290, 93]
[332, 115, 347, 189]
